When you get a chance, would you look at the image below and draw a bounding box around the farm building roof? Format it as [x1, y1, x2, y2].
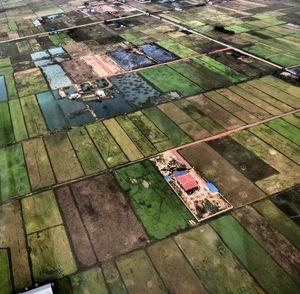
[176, 172, 198, 192]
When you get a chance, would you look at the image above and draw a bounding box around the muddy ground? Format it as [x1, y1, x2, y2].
[56, 173, 149, 266]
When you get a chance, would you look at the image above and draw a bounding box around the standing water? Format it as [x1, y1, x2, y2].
[0, 76, 8, 102]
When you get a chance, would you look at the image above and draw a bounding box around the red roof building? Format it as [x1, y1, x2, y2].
[176, 173, 198, 193]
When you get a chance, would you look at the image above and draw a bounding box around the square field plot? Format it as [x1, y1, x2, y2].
[56, 173, 148, 267]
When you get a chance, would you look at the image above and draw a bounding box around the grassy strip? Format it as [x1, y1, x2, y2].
[0, 144, 30, 202]
[211, 215, 300, 293]
[156, 39, 197, 58]
[0, 249, 13, 294]
[103, 118, 144, 162]
[121, 32, 143, 45]
[20, 95, 48, 137]
[21, 190, 63, 234]
[102, 262, 127, 294]
[28, 225, 77, 281]
[116, 115, 158, 157]
[266, 119, 300, 146]
[9, 99, 28, 141]
[143, 107, 192, 149]
[0, 102, 14, 145]
[116, 250, 166, 293]
[44, 132, 84, 183]
[193, 56, 247, 83]
[0, 66, 18, 100]
[175, 225, 263, 293]
[86, 122, 128, 168]
[261, 76, 300, 97]
[70, 267, 108, 294]
[254, 199, 300, 251]
[68, 127, 106, 175]
[23, 138, 56, 190]
[115, 161, 193, 240]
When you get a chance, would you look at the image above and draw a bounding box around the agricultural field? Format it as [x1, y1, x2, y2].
[0, 0, 300, 293]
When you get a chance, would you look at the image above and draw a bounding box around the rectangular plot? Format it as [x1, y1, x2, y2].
[169, 61, 230, 90]
[266, 119, 300, 146]
[230, 85, 279, 116]
[158, 103, 193, 125]
[143, 107, 192, 148]
[188, 95, 244, 130]
[238, 83, 293, 112]
[44, 132, 84, 183]
[179, 143, 266, 207]
[58, 173, 149, 263]
[0, 249, 13, 294]
[207, 136, 278, 182]
[261, 75, 300, 97]
[20, 95, 48, 137]
[248, 79, 300, 108]
[175, 225, 262, 293]
[21, 190, 63, 234]
[283, 114, 300, 128]
[138, 65, 202, 97]
[0, 144, 30, 201]
[9, 99, 28, 141]
[70, 267, 108, 294]
[179, 121, 210, 140]
[233, 205, 300, 284]
[157, 39, 197, 58]
[0, 102, 14, 145]
[193, 56, 247, 83]
[116, 250, 167, 294]
[233, 131, 300, 194]
[103, 118, 143, 162]
[148, 238, 206, 294]
[272, 186, 300, 226]
[216, 87, 270, 119]
[86, 122, 128, 168]
[115, 161, 193, 240]
[28, 225, 77, 282]
[250, 124, 300, 163]
[0, 201, 32, 291]
[55, 186, 97, 268]
[23, 138, 55, 190]
[102, 262, 127, 294]
[253, 199, 300, 251]
[68, 127, 106, 175]
[116, 116, 157, 157]
[128, 111, 168, 144]
[211, 215, 300, 293]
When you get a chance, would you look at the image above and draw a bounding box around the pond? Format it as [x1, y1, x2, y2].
[0, 76, 7, 102]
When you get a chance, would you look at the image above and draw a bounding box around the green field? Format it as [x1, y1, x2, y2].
[128, 111, 168, 144]
[156, 39, 197, 58]
[9, 99, 28, 141]
[68, 127, 106, 175]
[20, 95, 48, 137]
[0, 144, 30, 202]
[138, 65, 202, 96]
[253, 200, 300, 251]
[116, 250, 166, 294]
[102, 262, 127, 294]
[0, 66, 18, 100]
[148, 238, 206, 294]
[104, 118, 144, 162]
[23, 138, 56, 190]
[28, 225, 77, 282]
[175, 225, 262, 293]
[0, 102, 14, 145]
[44, 132, 84, 183]
[143, 107, 192, 150]
[21, 190, 63, 234]
[116, 115, 158, 157]
[211, 215, 300, 293]
[0, 249, 12, 294]
[115, 161, 193, 239]
[86, 122, 128, 167]
[70, 267, 108, 294]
